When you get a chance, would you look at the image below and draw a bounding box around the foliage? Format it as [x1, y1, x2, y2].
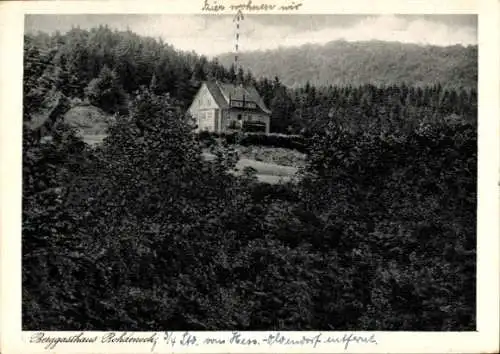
[24, 27, 251, 109]
[84, 66, 127, 114]
[298, 119, 476, 330]
[255, 79, 477, 135]
[22, 122, 92, 328]
[197, 131, 307, 152]
[23, 111, 477, 330]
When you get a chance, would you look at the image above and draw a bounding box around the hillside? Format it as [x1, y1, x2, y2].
[23, 29, 477, 138]
[218, 40, 477, 89]
[27, 89, 112, 145]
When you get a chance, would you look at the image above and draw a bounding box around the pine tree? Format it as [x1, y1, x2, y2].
[228, 64, 237, 83]
[270, 86, 295, 134]
[244, 70, 255, 86]
[193, 61, 207, 82]
[237, 66, 245, 84]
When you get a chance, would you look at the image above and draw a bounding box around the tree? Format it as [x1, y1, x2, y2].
[208, 57, 226, 81]
[244, 69, 255, 86]
[175, 65, 197, 108]
[23, 44, 56, 118]
[193, 59, 207, 82]
[228, 63, 237, 83]
[84, 65, 127, 114]
[237, 66, 245, 84]
[270, 87, 296, 134]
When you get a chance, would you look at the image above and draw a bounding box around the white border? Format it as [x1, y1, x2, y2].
[1, 0, 498, 353]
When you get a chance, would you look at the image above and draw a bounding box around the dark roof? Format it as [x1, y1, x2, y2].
[204, 80, 271, 114]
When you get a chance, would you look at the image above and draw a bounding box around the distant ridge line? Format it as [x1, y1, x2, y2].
[216, 40, 478, 89]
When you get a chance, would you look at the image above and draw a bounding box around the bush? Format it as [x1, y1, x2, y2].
[23, 87, 255, 330]
[298, 119, 476, 330]
[196, 131, 307, 152]
[84, 66, 128, 115]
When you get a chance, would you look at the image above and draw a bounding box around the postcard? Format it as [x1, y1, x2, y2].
[0, 0, 498, 353]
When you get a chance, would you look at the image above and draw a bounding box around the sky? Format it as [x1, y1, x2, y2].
[25, 14, 477, 57]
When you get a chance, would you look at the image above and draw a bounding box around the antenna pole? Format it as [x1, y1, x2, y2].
[233, 9, 246, 137]
[233, 9, 244, 81]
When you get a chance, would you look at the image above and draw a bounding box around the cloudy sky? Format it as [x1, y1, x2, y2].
[25, 14, 477, 57]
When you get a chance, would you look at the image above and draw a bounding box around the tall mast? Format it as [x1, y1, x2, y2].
[233, 9, 244, 84]
[233, 9, 245, 137]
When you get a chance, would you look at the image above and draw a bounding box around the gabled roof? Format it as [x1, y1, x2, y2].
[204, 80, 271, 115]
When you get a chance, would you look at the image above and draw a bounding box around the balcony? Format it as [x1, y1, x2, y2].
[229, 99, 257, 109]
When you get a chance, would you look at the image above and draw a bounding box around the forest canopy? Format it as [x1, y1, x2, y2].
[218, 40, 477, 89]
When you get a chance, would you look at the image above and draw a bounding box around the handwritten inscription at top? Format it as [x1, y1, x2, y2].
[202, 0, 303, 12]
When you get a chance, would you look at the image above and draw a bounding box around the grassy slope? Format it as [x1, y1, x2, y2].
[28, 100, 111, 145]
[203, 152, 299, 184]
[56, 103, 112, 145]
[235, 145, 306, 168]
[235, 158, 298, 177]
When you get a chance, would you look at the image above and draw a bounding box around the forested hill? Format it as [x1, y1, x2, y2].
[24, 27, 477, 136]
[23, 26, 241, 113]
[217, 40, 477, 89]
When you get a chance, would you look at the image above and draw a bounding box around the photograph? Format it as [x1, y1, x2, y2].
[21, 12, 478, 332]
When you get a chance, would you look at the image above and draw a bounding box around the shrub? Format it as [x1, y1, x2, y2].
[196, 131, 307, 152]
[298, 119, 476, 330]
[84, 66, 128, 115]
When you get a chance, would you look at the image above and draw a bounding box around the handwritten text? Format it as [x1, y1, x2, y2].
[28, 331, 378, 351]
[202, 0, 303, 12]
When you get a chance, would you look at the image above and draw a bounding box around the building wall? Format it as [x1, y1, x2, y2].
[188, 83, 271, 133]
[188, 83, 219, 132]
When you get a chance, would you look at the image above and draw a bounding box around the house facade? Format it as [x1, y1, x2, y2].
[188, 80, 271, 134]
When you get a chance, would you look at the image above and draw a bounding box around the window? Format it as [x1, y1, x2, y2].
[237, 114, 242, 120]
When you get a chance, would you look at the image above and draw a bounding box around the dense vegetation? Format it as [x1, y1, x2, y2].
[23, 27, 476, 331]
[218, 40, 478, 89]
[260, 79, 477, 135]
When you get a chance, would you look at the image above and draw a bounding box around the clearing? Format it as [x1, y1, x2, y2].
[202, 153, 299, 184]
